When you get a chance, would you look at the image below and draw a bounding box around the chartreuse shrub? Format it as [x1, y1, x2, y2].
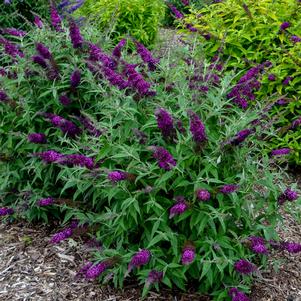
[182, 0, 301, 163]
[1, 8, 301, 301]
[74, 0, 165, 46]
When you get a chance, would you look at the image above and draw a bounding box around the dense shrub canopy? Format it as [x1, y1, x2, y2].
[0, 4, 300, 301]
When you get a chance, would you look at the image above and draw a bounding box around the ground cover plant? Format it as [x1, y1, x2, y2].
[1, 4, 301, 301]
[180, 0, 301, 164]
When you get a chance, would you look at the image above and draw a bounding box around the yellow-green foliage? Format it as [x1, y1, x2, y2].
[76, 0, 165, 46]
[183, 0, 301, 164]
[184, 0, 301, 95]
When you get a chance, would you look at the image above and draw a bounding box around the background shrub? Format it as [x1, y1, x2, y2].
[183, 0, 301, 164]
[74, 0, 165, 46]
[0, 10, 299, 301]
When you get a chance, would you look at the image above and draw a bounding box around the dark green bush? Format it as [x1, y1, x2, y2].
[0, 11, 300, 301]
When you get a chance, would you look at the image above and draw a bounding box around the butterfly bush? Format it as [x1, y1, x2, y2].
[0, 14, 300, 301]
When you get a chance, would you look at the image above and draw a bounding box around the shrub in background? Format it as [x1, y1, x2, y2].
[182, 0, 301, 164]
[74, 0, 165, 47]
[0, 9, 300, 301]
[0, 0, 50, 29]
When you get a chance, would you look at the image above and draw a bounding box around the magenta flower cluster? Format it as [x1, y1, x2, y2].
[271, 148, 291, 156]
[234, 259, 257, 274]
[107, 171, 128, 183]
[278, 187, 298, 205]
[219, 184, 238, 194]
[196, 189, 211, 201]
[44, 113, 81, 138]
[0, 207, 14, 216]
[227, 64, 265, 109]
[155, 108, 175, 140]
[38, 197, 55, 207]
[249, 236, 268, 254]
[135, 41, 159, 71]
[188, 111, 207, 143]
[28, 133, 47, 144]
[50, 227, 73, 244]
[69, 20, 83, 49]
[169, 201, 188, 218]
[128, 249, 151, 271]
[50, 6, 63, 32]
[181, 246, 195, 265]
[152, 146, 176, 170]
[35, 150, 95, 169]
[228, 288, 250, 301]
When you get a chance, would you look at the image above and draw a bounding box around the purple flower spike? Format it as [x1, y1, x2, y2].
[59, 95, 72, 106]
[128, 249, 151, 272]
[280, 22, 290, 31]
[231, 129, 253, 145]
[182, 0, 189, 6]
[155, 108, 175, 140]
[188, 111, 207, 144]
[50, 228, 73, 244]
[249, 236, 268, 254]
[112, 39, 126, 59]
[32, 55, 48, 69]
[69, 20, 83, 49]
[291, 35, 301, 43]
[181, 247, 195, 265]
[0, 207, 14, 216]
[278, 187, 298, 205]
[169, 202, 188, 218]
[167, 3, 184, 19]
[34, 16, 43, 29]
[268, 74, 276, 81]
[2, 28, 27, 37]
[50, 6, 62, 32]
[108, 171, 128, 183]
[135, 41, 159, 71]
[70, 69, 81, 88]
[0, 90, 8, 102]
[228, 288, 250, 301]
[36, 43, 52, 60]
[38, 197, 54, 206]
[152, 146, 176, 170]
[282, 242, 301, 253]
[76, 261, 93, 279]
[219, 184, 238, 194]
[196, 189, 211, 201]
[60, 154, 95, 169]
[271, 148, 291, 156]
[28, 133, 47, 144]
[35, 150, 63, 163]
[146, 270, 163, 287]
[283, 76, 293, 85]
[234, 259, 257, 274]
[291, 117, 301, 129]
[86, 261, 108, 279]
[77, 115, 103, 137]
[45, 114, 81, 138]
